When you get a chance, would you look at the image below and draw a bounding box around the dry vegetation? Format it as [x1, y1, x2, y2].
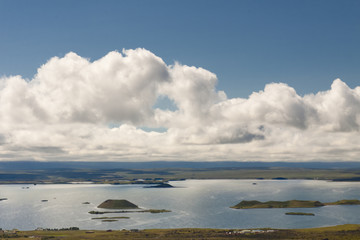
[1, 225, 360, 240]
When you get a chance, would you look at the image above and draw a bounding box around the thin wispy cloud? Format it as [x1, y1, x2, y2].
[0, 49, 359, 162]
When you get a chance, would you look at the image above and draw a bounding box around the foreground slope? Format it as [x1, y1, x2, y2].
[2, 224, 360, 240]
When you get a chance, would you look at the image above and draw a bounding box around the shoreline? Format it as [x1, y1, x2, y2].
[1, 177, 360, 185]
[2, 165, 360, 184]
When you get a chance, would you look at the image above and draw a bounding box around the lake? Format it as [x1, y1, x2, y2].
[1, 179, 360, 230]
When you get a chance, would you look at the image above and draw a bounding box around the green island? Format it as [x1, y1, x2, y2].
[91, 217, 130, 220]
[144, 209, 172, 213]
[285, 212, 315, 216]
[2, 224, 360, 239]
[325, 199, 360, 205]
[92, 216, 130, 222]
[90, 199, 171, 215]
[231, 199, 360, 209]
[97, 199, 139, 209]
[89, 209, 171, 214]
[144, 183, 174, 188]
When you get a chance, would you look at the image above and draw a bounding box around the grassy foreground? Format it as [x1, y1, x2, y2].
[2, 224, 360, 240]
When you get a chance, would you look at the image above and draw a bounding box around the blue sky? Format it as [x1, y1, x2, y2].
[0, 0, 360, 162]
[1, 0, 359, 98]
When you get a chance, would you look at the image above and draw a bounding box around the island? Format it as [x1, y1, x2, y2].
[144, 183, 174, 188]
[0, 198, 7, 201]
[90, 199, 171, 215]
[231, 199, 360, 209]
[89, 209, 171, 214]
[325, 199, 360, 205]
[91, 216, 130, 220]
[144, 209, 171, 213]
[92, 216, 130, 222]
[97, 199, 139, 209]
[285, 212, 315, 216]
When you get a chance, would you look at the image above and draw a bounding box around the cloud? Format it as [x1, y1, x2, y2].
[0, 48, 359, 162]
[31, 49, 169, 125]
[214, 82, 314, 129]
[304, 79, 360, 132]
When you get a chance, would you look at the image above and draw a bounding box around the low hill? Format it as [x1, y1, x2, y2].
[231, 200, 324, 209]
[97, 199, 139, 209]
[325, 199, 360, 205]
[144, 183, 174, 188]
[232, 199, 360, 209]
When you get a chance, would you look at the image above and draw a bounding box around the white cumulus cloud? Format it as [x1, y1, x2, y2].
[0, 48, 359, 162]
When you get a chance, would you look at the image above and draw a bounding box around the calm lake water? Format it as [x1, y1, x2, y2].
[1, 179, 360, 230]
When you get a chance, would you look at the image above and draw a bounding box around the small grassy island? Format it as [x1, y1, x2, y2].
[231, 199, 360, 209]
[91, 199, 171, 215]
[144, 183, 174, 188]
[285, 212, 315, 216]
[231, 200, 324, 209]
[91, 216, 130, 220]
[145, 209, 172, 213]
[92, 216, 130, 222]
[325, 199, 360, 205]
[89, 209, 171, 214]
[97, 199, 139, 209]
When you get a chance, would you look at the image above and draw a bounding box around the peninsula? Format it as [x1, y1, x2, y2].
[285, 212, 315, 216]
[231, 199, 360, 209]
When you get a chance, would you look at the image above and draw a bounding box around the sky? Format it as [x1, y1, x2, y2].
[0, 0, 359, 162]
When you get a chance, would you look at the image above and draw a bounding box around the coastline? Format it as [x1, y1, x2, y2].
[2, 167, 360, 185]
[1, 162, 360, 185]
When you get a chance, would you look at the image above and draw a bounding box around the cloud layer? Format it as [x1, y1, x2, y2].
[1, 49, 360, 162]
